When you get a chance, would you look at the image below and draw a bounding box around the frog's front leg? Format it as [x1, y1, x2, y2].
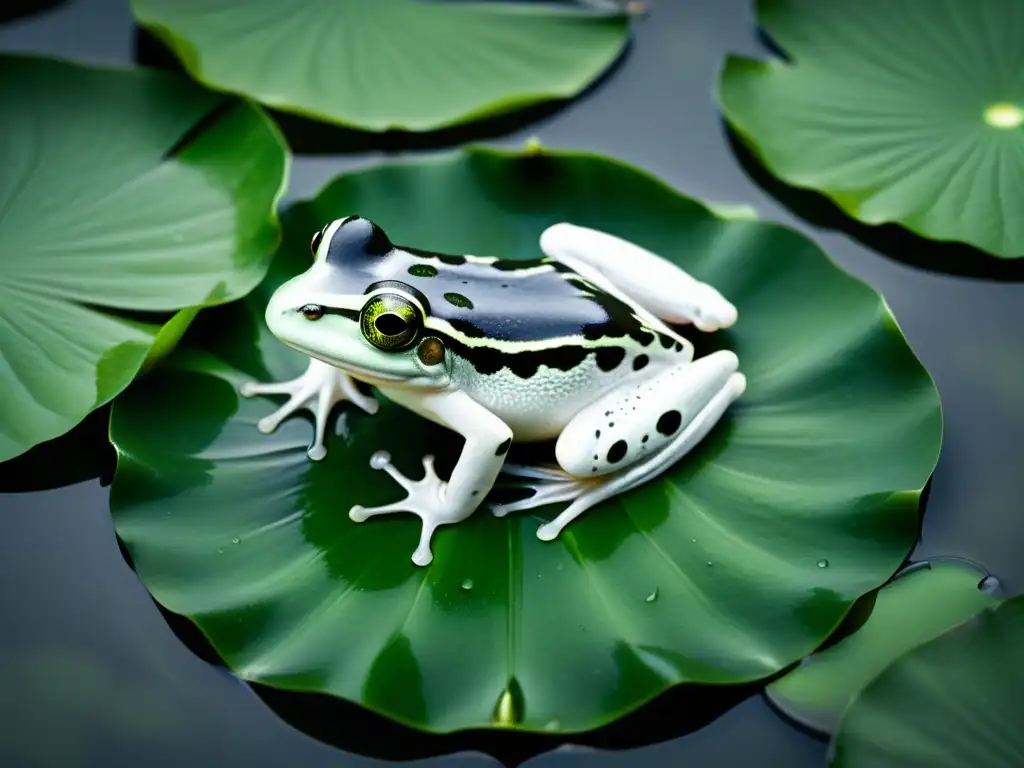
[539, 223, 737, 332]
[349, 387, 513, 567]
[492, 350, 745, 541]
[239, 358, 379, 460]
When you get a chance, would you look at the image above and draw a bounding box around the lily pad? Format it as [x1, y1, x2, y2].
[129, 0, 631, 132]
[108, 148, 941, 733]
[766, 560, 1001, 736]
[717, 0, 1024, 258]
[0, 53, 288, 463]
[831, 595, 1024, 767]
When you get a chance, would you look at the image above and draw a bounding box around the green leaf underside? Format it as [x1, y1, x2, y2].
[831, 596, 1024, 767]
[129, 0, 630, 132]
[717, 0, 1024, 258]
[0, 54, 288, 462]
[766, 561, 999, 736]
[108, 148, 941, 734]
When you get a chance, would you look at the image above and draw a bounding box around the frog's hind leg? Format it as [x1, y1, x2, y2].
[539, 223, 737, 332]
[240, 358, 379, 460]
[490, 350, 745, 541]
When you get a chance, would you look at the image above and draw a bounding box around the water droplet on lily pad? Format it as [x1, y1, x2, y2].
[493, 680, 524, 726]
[231, 537, 240, 545]
[645, 587, 658, 603]
[817, 558, 829, 568]
[216, 548, 223, 554]
[979, 574, 1003, 596]
[461, 578, 474, 591]
[706, 560, 714, 567]
[984, 102, 1023, 129]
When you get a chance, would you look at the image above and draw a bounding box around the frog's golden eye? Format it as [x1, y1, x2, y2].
[310, 227, 326, 257]
[360, 293, 422, 351]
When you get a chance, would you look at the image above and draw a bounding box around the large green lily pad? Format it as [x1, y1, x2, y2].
[717, 0, 1024, 258]
[129, 0, 630, 132]
[766, 560, 1001, 736]
[109, 148, 941, 733]
[0, 54, 288, 463]
[831, 595, 1024, 767]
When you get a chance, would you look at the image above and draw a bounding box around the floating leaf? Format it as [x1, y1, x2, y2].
[129, 0, 630, 132]
[109, 148, 941, 733]
[717, 0, 1024, 257]
[0, 54, 288, 462]
[766, 560, 1000, 736]
[831, 595, 1024, 767]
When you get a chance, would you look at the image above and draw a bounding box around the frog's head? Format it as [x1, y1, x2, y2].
[264, 216, 449, 386]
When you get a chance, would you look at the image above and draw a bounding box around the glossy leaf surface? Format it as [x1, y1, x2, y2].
[130, 0, 630, 132]
[766, 560, 1000, 736]
[0, 54, 287, 462]
[109, 148, 941, 733]
[718, 0, 1024, 257]
[831, 596, 1024, 767]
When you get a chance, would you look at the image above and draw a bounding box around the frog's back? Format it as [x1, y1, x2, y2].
[389, 246, 658, 345]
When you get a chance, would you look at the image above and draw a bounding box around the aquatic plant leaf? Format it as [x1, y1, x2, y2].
[0, 54, 288, 462]
[766, 560, 1000, 736]
[717, 0, 1024, 257]
[129, 0, 630, 132]
[831, 595, 1024, 767]
[109, 148, 941, 733]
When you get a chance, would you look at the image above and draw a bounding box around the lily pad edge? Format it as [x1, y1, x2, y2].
[129, 1, 633, 133]
[0, 51, 291, 461]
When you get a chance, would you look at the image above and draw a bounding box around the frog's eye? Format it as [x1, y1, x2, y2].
[310, 227, 326, 257]
[359, 292, 422, 351]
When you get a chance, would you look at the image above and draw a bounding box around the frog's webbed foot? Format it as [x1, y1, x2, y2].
[349, 452, 449, 567]
[490, 464, 594, 522]
[239, 358, 379, 461]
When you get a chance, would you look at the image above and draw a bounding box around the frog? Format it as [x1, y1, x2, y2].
[240, 216, 745, 567]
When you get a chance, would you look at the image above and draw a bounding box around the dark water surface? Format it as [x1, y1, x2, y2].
[2, 1, 1022, 766]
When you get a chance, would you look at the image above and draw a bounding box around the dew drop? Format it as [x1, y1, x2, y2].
[690, 537, 698, 543]
[216, 548, 223, 554]
[984, 102, 1024, 129]
[369, 450, 391, 470]
[544, 719, 561, 732]
[645, 587, 658, 603]
[461, 578, 474, 591]
[979, 574, 1003, 596]
[493, 680, 524, 726]
[556, 563, 564, 571]
[231, 537, 241, 545]
[817, 558, 829, 569]
[706, 560, 714, 567]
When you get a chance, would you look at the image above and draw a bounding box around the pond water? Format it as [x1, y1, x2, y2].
[2, 0, 1022, 766]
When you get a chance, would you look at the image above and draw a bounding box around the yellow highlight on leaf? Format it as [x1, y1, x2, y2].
[984, 103, 1023, 129]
